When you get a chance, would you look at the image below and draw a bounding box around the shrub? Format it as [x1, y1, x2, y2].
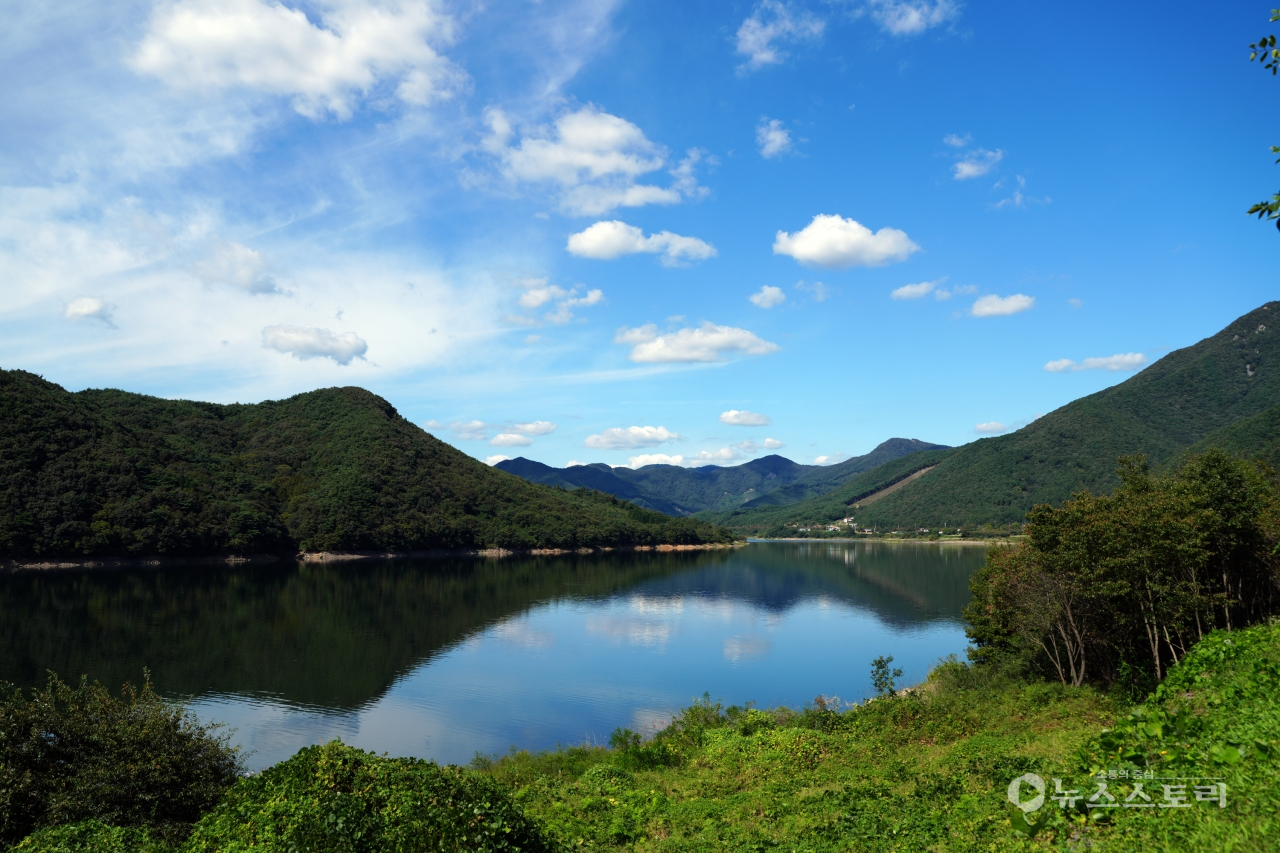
[0, 674, 242, 847]
[183, 740, 559, 853]
[8, 820, 167, 853]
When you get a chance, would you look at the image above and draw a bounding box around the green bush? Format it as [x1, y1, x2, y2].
[183, 740, 559, 853]
[0, 674, 242, 847]
[8, 820, 166, 853]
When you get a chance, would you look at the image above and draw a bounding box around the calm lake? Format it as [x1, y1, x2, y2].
[0, 541, 987, 770]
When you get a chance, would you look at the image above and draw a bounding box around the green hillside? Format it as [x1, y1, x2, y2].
[718, 301, 1280, 533]
[0, 370, 733, 560]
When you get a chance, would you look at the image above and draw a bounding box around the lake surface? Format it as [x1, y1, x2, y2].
[0, 541, 987, 770]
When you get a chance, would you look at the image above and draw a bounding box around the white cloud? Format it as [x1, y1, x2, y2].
[422, 419, 445, 430]
[971, 294, 1034, 317]
[585, 425, 680, 450]
[749, 285, 786, 308]
[1044, 353, 1147, 373]
[451, 420, 488, 441]
[942, 132, 970, 147]
[934, 283, 977, 301]
[188, 241, 278, 293]
[130, 0, 465, 120]
[736, 437, 783, 452]
[485, 455, 512, 465]
[486, 106, 703, 216]
[615, 322, 780, 363]
[566, 220, 715, 266]
[953, 148, 1003, 180]
[866, 0, 961, 36]
[814, 453, 848, 465]
[774, 214, 920, 268]
[261, 324, 368, 364]
[688, 447, 741, 466]
[627, 453, 683, 468]
[516, 280, 604, 324]
[512, 420, 557, 436]
[566, 460, 585, 467]
[491, 433, 533, 447]
[736, 1, 825, 73]
[891, 277, 946, 300]
[64, 296, 116, 326]
[795, 280, 830, 301]
[720, 409, 771, 426]
[974, 421, 1008, 434]
[993, 175, 1051, 209]
[756, 118, 792, 158]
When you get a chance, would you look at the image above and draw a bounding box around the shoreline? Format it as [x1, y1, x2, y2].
[0, 541, 745, 572]
[748, 536, 1002, 545]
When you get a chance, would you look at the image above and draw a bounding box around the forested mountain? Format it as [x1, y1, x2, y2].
[714, 302, 1280, 534]
[0, 371, 733, 560]
[497, 438, 947, 515]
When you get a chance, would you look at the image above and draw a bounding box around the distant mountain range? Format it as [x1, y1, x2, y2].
[0, 373, 732, 561]
[496, 438, 948, 516]
[707, 301, 1280, 535]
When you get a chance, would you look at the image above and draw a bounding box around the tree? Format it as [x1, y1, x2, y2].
[1248, 8, 1280, 230]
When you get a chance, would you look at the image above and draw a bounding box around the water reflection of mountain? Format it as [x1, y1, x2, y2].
[0, 543, 984, 713]
[632, 542, 985, 626]
[0, 552, 723, 710]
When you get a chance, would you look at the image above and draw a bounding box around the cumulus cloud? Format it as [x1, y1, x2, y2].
[736, 1, 824, 73]
[756, 118, 792, 158]
[749, 285, 786, 308]
[974, 421, 1008, 435]
[512, 420, 557, 435]
[615, 322, 780, 363]
[972, 294, 1034, 317]
[774, 214, 920, 268]
[720, 409, 771, 426]
[516, 280, 603, 324]
[485, 107, 704, 216]
[64, 296, 116, 326]
[490, 433, 533, 447]
[627, 453, 683, 468]
[814, 453, 848, 465]
[865, 0, 961, 36]
[130, 0, 465, 119]
[586, 425, 680, 450]
[422, 419, 445, 430]
[953, 148, 1003, 180]
[934, 283, 976, 300]
[737, 437, 784, 452]
[688, 447, 741, 466]
[943, 132, 970, 147]
[451, 420, 488, 441]
[891, 278, 945, 300]
[566, 460, 585, 467]
[485, 455, 512, 465]
[566, 220, 715, 266]
[261, 324, 368, 364]
[188, 241, 278, 293]
[1044, 353, 1148, 373]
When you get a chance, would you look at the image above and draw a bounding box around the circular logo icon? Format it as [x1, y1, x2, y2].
[1007, 773, 1046, 813]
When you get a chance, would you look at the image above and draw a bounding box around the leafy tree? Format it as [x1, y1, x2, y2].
[870, 656, 903, 697]
[1248, 8, 1280, 229]
[0, 674, 243, 847]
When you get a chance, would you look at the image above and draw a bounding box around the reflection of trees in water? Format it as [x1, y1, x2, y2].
[0, 543, 984, 712]
[0, 552, 723, 710]
[635, 542, 986, 626]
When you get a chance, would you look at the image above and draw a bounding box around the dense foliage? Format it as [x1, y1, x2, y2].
[0, 370, 734, 559]
[715, 302, 1280, 533]
[965, 450, 1280, 687]
[1248, 8, 1280, 229]
[0, 675, 242, 847]
[183, 741, 557, 853]
[498, 438, 945, 516]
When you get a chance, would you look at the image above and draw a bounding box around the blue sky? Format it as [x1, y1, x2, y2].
[2, 0, 1276, 468]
